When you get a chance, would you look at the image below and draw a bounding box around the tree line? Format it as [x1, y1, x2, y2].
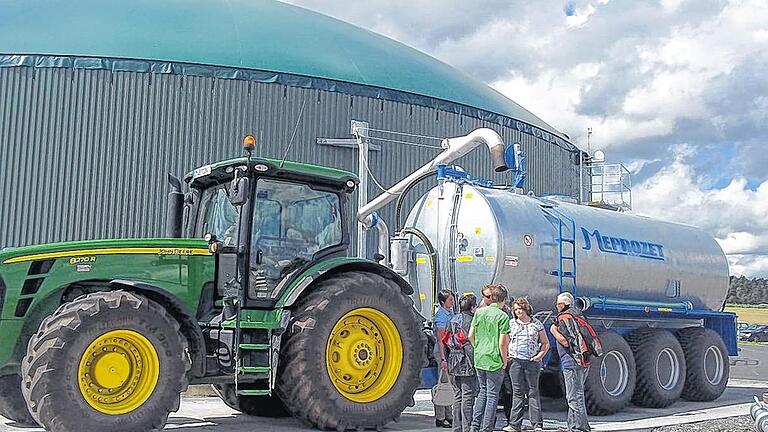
[727, 276, 768, 305]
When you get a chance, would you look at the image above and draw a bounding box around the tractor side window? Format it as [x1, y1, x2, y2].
[198, 185, 239, 244]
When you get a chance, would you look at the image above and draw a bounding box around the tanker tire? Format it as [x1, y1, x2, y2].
[0, 375, 36, 425]
[626, 328, 685, 408]
[276, 271, 425, 431]
[675, 327, 729, 401]
[20, 291, 189, 432]
[584, 332, 636, 415]
[212, 384, 289, 417]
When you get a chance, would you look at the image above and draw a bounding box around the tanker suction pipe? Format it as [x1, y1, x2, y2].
[357, 128, 509, 266]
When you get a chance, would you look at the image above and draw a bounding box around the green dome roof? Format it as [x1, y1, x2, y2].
[0, 0, 563, 137]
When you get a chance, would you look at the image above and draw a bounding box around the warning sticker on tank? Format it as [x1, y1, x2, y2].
[523, 234, 534, 247]
[504, 256, 519, 266]
[419, 293, 427, 300]
[475, 227, 482, 235]
[456, 256, 474, 263]
[416, 257, 427, 264]
[464, 193, 473, 199]
[486, 256, 495, 262]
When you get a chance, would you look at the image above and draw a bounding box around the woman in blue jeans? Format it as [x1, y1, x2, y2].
[503, 298, 550, 432]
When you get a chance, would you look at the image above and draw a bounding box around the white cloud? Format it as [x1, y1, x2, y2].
[485, 0, 768, 151]
[729, 255, 768, 277]
[632, 146, 768, 277]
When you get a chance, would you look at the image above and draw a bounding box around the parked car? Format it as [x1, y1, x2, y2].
[739, 324, 768, 342]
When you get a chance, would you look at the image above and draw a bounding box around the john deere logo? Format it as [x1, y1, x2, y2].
[158, 248, 195, 255]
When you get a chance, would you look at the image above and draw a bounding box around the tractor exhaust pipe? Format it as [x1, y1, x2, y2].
[166, 173, 184, 238]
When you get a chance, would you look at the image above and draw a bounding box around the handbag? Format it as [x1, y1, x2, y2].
[431, 369, 454, 406]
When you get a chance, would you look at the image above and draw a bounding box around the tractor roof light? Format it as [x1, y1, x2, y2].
[243, 135, 257, 152]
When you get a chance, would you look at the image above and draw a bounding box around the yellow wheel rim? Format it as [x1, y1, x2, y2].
[325, 308, 403, 403]
[77, 330, 160, 415]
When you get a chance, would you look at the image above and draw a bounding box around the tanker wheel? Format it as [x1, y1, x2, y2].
[276, 271, 425, 430]
[676, 327, 729, 401]
[0, 375, 35, 425]
[20, 291, 189, 431]
[626, 328, 685, 408]
[212, 384, 289, 417]
[584, 331, 636, 415]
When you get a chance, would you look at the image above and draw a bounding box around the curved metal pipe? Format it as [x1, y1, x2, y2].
[357, 128, 508, 224]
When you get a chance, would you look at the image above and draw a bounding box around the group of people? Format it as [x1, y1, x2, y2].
[433, 285, 591, 432]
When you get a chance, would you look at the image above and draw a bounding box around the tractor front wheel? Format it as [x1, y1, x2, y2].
[20, 291, 189, 431]
[276, 271, 425, 430]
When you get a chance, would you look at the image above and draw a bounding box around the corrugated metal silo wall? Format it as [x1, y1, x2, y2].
[0, 66, 579, 254]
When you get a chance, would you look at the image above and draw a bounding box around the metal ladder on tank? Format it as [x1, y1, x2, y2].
[540, 204, 578, 295]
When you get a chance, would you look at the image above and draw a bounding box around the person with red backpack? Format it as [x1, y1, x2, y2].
[550, 292, 594, 432]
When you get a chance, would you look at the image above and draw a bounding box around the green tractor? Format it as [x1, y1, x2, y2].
[0, 135, 427, 431]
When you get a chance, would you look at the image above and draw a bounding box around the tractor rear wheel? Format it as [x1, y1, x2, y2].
[212, 384, 289, 417]
[276, 271, 425, 430]
[0, 375, 35, 425]
[20, 291, 189, 431]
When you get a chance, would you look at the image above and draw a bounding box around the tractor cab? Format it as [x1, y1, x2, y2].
[180, 137, 358, 312]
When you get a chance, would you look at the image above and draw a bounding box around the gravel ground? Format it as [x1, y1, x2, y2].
[652, 415, 754, 431]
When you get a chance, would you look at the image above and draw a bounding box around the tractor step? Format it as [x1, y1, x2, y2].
[238, 366, 271, 374]
[239, 343, 270, 350]
[222, 321, 275, 330]
[237, 389, 271, 396]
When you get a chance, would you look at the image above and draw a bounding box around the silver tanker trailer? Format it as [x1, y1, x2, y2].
[357, 127, 737, 416]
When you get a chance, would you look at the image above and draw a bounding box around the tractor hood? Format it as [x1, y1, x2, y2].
[0, 238, 213, 320]
[0, 237, 214, 371]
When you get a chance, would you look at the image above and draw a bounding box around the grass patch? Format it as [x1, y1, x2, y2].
[725, 305, 768, 324]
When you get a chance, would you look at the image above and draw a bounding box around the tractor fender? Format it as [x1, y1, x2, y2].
[277, 258, 414, 308]
[109, 279, 206, 378]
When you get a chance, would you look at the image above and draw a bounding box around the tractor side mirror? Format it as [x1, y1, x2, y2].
[229, 176, 250, 206]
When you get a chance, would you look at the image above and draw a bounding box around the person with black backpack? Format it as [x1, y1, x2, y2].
[550, 292, 594, 432]
[445, 293, 479, 432]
